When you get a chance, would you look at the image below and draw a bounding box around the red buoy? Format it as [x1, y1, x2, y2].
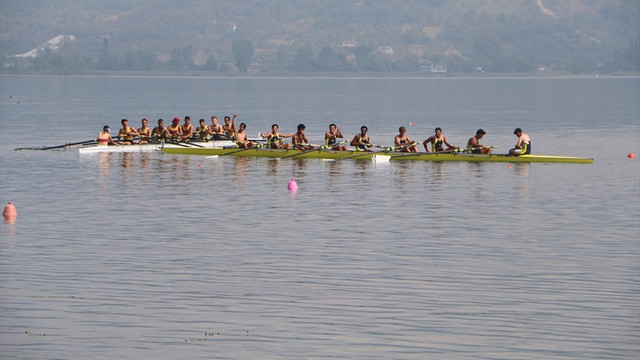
[3, 201, 17, 223]
[628, 152, 635, 159]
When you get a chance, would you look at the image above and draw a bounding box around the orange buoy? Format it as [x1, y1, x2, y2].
[628, 152, 635, 159]
[3, 201, 17, 223]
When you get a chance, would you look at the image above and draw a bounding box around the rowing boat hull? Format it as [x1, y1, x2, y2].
[161, 147, 593, 163]
[78, 140, 235, 154]
[390, 152, 594, 164]
[162, 147, 376, 159]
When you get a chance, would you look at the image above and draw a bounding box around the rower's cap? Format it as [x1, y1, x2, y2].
[103, 125, 109, 131]
[514, 128, 522, 134]
[172, 117, 180, 123]
[477, 128, 486, 135]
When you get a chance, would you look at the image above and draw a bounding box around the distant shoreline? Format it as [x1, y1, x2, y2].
[1, 71, 638, 79]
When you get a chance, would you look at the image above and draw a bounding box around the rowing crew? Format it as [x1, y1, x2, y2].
[97, 116, 237, 146]
[98, 117, 532, 156]
[255, 124, 530, 155]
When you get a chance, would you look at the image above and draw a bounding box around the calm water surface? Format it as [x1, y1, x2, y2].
[1, 76, 639, 359]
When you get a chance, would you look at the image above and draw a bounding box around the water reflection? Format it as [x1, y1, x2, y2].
[514, 163, 531, 203]
[264, 159, 281, 178]
[291, 159, 308, 180]
[232, 157, 248, 187]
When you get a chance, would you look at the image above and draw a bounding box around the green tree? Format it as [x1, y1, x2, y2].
[232, 39, 254, 72]
[292, 47, 315, 72]
[202, 54, 218, 71]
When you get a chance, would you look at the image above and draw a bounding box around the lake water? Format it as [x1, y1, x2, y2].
[1, 75, 639, 359]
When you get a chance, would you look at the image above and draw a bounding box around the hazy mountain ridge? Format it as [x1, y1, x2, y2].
[1, 0, 638, 74]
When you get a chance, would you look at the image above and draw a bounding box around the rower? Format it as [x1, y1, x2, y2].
[209, 116, 224, 137]
[196, 119, 213, 141]
[234, 122, 255, 148]
[394, 126, 418, 152]
[509, 128, 531, 156]
[181, 116, 194, 141]
[467, 129, 492, 154]
[152, 119, 170, 142]
[292, 124, 315, 151]
[423, 127, 457, 152]
[118, 118, 139, 145]
[137, 118, 152, 144]
[222, 114, 237, 139]
[167, 117, 183, 141]
[97, 125, 119, 146]
[325, 124, 348, 151]
[261, 124, 292, 149]
[350, 126, 373, 151]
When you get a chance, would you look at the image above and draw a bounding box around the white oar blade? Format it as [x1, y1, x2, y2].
[374, 154, 390, 163]
[206, 155, 219, 159]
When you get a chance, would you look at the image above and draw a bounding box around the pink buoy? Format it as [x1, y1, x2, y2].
[3, 201, 17, 223]
[287, 179, 298, 194]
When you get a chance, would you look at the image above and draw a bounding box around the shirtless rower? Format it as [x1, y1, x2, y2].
[509, 128, 531, 156]
[467, 129, 492, 154]
[118, 118, 139, 145]
[423, 127, 457, 152]
[325, 123, 348, 151]
[234, 122, 255, 148]
[97, 125, 119, 146]
[292, 124, 315, 151]
[137, 118, 152, 144]
[394, 126, 418, 152]
[350, 126, 373, 151]
[260, 124, 292, 149]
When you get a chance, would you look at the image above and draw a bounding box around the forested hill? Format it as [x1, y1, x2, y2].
[1, 0, 638, 75]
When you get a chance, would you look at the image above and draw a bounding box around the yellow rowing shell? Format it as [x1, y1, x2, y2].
[161, 147, 594, 164]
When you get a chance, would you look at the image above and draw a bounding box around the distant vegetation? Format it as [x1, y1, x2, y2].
[1, 0, 638, 75]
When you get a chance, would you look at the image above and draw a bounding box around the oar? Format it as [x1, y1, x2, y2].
[459, 145, 498, 153]
[179, 141, 204, 147]
[391, 147, 463, 158]
[217, 144, 263, 157]
[15, 139, 98, 151]
[335, 148, 389, 161]
[278, 143, 327, 159]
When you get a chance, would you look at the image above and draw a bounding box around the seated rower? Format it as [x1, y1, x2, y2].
[235, 122, 255, 148]
[261, 124, 292, 149]
[137, 118, 152, 144]
[152, 119, 170, 142]
[395, 126, 418, 152]
[181, 116, 194, 141]
[292, 124, 315, 151]
[222, 114, 237, 139]
[167, 117, 183, 142]
[196, 119, 213, 141]
[118, 118, 139, 145]
[325, 124, 348, 151]
[509, 128, 531, 156]
[467, 129, 492, 154]
[97, 125, 119, 146]
[209, 116, 225, 137]
[423, 127, 457, 152]
[350, 126, 373, 151]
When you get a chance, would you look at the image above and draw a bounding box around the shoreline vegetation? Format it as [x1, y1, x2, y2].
[2, 70, 638, 79]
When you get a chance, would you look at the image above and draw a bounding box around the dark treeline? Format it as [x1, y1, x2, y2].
[1, 0, 638, 75]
